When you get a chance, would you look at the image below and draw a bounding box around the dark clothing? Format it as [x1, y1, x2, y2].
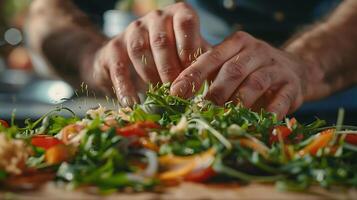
[73, 0, 117, 26]
[73, 0, 340, 45]
[192, 0, 340, 44]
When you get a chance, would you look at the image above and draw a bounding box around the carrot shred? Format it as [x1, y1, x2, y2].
[298, 129, 335, 156]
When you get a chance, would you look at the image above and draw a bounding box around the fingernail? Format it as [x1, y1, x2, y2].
[121, 96, 136, 107]
[170, 79, 189, 97]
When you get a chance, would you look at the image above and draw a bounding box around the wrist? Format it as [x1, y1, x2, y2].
[284, 38, 326, 101]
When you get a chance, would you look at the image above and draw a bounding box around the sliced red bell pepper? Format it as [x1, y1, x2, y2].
[0, 119, 9, 128]
[345, 134, 357, 145]
[117, 125, 147, 137]
[116, 121, 159, 137]
[184, 166, 216, 182]
[134, 121, 160, 129]
[269, 125, 292, 144]
[31, 135, 63, 150]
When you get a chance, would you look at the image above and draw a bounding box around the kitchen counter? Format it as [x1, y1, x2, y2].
[1, 182, 356, 200]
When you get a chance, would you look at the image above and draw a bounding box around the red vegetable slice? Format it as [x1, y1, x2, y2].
[117, 125, 146, 137]
[345, 134, 357, 145]
[269, 126, 292, 144]
[31, 135, 63, 150]
[159, 148, 215, 182]
[117, 121, 159, 137]
[136, 121, 160, 129]
[0, 119, 9, 128]
[184, 166, 216, 182]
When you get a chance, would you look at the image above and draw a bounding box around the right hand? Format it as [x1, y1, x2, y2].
[92, 2, 209, 106]
[170, 31, 313, 119]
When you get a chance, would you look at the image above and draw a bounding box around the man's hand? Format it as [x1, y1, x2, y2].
[93, 2, 208, 106]
[171, 31, 314, 119]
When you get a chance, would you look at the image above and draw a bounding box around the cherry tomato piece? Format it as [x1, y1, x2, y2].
[31, 135, 63, 150]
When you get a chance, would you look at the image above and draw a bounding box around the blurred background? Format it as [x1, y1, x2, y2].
[0, 0, 181, 123]
[0, 0, 356, 125]
[0, 0, 75, 122]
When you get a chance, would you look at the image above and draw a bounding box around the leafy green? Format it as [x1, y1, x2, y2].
[0, 170, 6, 181]
[1, 83, 356, 193]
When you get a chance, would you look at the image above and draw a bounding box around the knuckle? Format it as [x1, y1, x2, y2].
[109, 38, 120, 49]
[116, 79, 126, 87]
[151, 32, 172, 49]
[278, 92, 294, 106]
[248, 72, 267, 91]
[233, 31, 251, 42]
[266, 70, 277, 83]
[160, 64, 180, 78]
[110, 37, 125, 51]
[205, 49, 223, 65]
[182, 68, 202, 86]
[224, 61, 245, 81]
[128, 20, 142, 29]
[148, 9, 163, 17]
[254, 40, 269, 51]
[129, 38, 147, 54]
[110, 61, 127, 75]
[177, 14, 197, 30]
[186, 68, 202, 80]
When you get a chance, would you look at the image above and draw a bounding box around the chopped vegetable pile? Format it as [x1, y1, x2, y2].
[0, 83, 357, 193]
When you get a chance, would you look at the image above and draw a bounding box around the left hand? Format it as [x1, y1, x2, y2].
[91, 2, 209, 106]
[170, 31, 313, 119]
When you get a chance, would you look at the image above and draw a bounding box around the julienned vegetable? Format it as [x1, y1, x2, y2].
[298, 129, 334, 156]
[0, 83, 356, 193]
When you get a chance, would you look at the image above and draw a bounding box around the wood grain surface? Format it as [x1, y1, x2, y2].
[1, 183, 356, 200]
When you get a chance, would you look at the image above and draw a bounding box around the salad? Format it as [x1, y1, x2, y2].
[0, 83, 356, 193]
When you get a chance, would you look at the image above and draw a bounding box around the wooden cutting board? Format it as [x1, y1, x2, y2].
[1, 183, 356, 200]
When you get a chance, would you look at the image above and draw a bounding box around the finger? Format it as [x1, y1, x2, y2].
[230, 66, 280, 108]
[126, 20, 161, 84]
[206, 46, 270, 105]
[170, 31, 253, 98]
[250, 89, 276, 112]
[266, 85, 297, 120]
[92, 51, 113, 95]
[171, 3, 201, 67]
[148, 10, 182, 83]
[108, 40, 139, 107]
